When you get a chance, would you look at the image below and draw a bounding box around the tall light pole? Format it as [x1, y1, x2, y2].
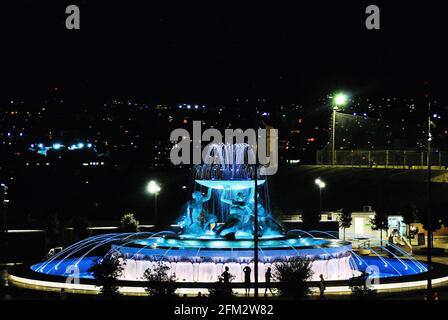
[426, 99, 433, 299]
[253, 164, 259, 298]
[314, 178, 326, 213]
[331, 93, 348, 165]
[1, 183, 9, 263]
[147, 180, 161, 223]
[0, 183, 8, 232]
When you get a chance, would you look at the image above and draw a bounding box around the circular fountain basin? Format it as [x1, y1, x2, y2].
[114, 235, 352, 261]
[106, 235, 354, 282]
[27, 233, 429, 287]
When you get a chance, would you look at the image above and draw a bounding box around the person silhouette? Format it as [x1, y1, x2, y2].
[264, 267, 274, 296]
[319, 274, 326, 299]
[243, 266, 251, 296]
[221, 266, 231, 284]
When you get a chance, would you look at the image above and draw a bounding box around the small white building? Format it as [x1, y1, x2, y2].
[282, 207, 408, 243]
[343, 210, 380, 240]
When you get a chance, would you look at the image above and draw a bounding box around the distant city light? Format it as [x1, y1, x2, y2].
[53, 143, 62, 150]
[77, 143, 84, 149]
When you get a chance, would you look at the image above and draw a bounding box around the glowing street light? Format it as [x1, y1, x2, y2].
[333, 93, 348, 109]
[315, 178, 326, 213]
[147, 180, 161, 222]
[331, 92, 349, 165]
[315, 178, 326, 189]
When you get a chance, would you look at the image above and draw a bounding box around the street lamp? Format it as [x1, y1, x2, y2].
[331, 92, 348, 165]
[1, 183, 9, 234]
[146, 180, 161, 223]
[314, 178, 326, 213]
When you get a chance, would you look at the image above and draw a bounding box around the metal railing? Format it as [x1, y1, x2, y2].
[316, 149, 448, 168]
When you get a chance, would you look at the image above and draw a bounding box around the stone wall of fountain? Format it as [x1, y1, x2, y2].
[119, 255, 354, 282]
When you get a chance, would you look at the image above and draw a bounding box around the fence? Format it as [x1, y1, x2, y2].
[316, 149, 448, 168]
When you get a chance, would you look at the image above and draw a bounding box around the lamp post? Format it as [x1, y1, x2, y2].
[331, 93, 348, 165]
[254, 164, 259, 298]
[0, 183, 8, 231]
[426, 100, 433, 299]
[314, 178, 326, 213]
[1, 183, 9, 263]
[147, 180, 161, 223]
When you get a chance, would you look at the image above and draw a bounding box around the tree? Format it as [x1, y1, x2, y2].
[272, 257, 313, 299]
[89, 256, 124, 297]
[301, 208, 321, 231]
[417, 203, 443, 234]
[71, 216, 91, 243]
[441, 201, 448, 229]
[338, 208, 352, 240]
[370, 209, 388, 246]
[143, 261, 177, 298]
[400, 203, 416, 237]
[208, 272, 235, 299]
[120, 213, 139, 232]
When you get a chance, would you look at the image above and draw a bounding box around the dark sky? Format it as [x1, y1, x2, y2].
[1, 1, 447, 104]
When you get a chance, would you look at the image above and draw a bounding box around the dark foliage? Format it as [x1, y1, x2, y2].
[88, 256, 124, 297]
[142, 261, 177, 298]
[272, 257, 313, 299]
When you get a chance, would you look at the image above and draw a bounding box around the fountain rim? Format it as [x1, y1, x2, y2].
[122, 234, 352, 251]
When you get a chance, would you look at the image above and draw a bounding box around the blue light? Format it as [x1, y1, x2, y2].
[53, 143, 62, 150]
[38, 143, 44, 148]
[87, 143, 92, 148]
[77, 143, 84, 149]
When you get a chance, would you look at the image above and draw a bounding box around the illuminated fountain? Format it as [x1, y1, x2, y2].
[29, 143, 427, 287]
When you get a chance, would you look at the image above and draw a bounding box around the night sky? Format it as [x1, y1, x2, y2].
[1, 1, 447, 104]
